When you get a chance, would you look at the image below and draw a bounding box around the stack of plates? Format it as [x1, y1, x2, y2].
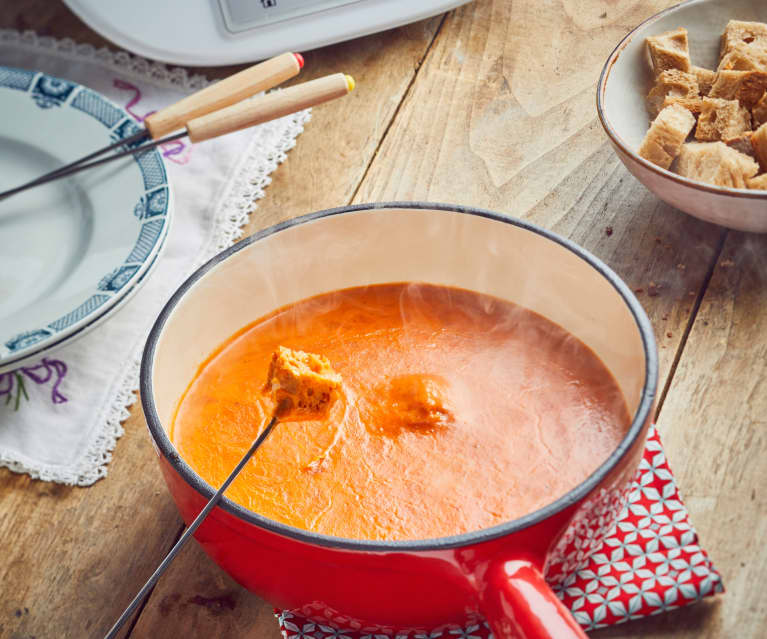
[0, 67, 173, 373]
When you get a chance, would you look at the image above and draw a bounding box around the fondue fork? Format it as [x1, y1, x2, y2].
[104, 413, 282, 639]
[2, 52, 303, 198]
[107, 347, 342, 638]
[0, 72, 355, 202]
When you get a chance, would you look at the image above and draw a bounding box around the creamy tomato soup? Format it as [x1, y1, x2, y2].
[171, 283, 631, 541]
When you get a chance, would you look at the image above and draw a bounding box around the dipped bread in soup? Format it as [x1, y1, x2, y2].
[171, 283, 631, 541]
[262, 346, 342, 421]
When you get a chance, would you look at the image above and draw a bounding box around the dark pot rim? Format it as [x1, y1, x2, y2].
[140, 202, 659, 552]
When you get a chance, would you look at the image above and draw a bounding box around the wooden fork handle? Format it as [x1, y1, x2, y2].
[186, 73, 352, 143]
[144, 52, 301, 139]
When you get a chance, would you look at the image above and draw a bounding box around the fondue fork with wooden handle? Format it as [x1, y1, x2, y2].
[105, 347, 342, 639]
[4, 52, 303, 196]
[0, 73, 354, 201]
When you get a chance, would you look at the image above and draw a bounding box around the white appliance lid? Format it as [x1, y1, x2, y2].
[64, 0, 472, 66]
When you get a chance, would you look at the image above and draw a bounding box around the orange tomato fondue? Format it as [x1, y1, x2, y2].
[171, 283, 631, 541]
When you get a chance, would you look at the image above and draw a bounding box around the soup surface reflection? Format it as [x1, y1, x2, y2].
[171, 283, 631, 541]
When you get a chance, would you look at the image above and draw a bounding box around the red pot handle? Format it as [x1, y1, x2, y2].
[478, 558, 588, 639]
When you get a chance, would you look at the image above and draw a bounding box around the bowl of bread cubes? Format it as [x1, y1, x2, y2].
[598, 0, 767, 232]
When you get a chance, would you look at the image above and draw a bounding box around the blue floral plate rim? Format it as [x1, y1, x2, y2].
[0, 66, 173, 372]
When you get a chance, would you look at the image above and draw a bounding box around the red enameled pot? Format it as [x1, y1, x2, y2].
[141, 203, 658, 639]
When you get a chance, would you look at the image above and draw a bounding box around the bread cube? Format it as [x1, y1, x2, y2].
[638, 104, 696, 169]
[694, 97, 751, 141]
[675, 141, 759, 188]
[661, 96, 703, 115]
[386, 375, 453, 430]
[724, 133, 755, 159]
[693, 66, 717, 95]
[753, 91, 767, 127]
[719, 41, 767, 72]
[646, 28, 692, 73]
[751, 122, 767, 171]
[747, 173, 767, 189]
[646, 69, 700, 117]
[262, 346, 342, 421]
[709, 70, 767, 107]
[720, 20, 767, 58]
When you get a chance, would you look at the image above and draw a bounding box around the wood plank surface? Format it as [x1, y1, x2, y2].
[1, 0, 763, 638]
[130, 540, 282, 639]
[238, 16, 445, 232]
[0, 399, 183, 639]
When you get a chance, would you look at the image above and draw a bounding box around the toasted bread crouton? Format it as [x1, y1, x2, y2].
[751, 122, 767, 171]
[709, 70, 767, 107]
[720, 20, 767, 59]
[262, 346, 342, 420]
[724, 132, 756, 159]
[660, 96, 703, 115]
[638, 103, 696, 169]
[753, 91, 767, 127]
[675, 141, 759, 188]
[647, 69, 700, 117]
[693, 66, 717, 95]
[719, 41, 767, 72]
[646, 28, 692, 73]
[747, 173, 767, 189]
[384, 375, 454, 431]
[695, 97, 751, 141]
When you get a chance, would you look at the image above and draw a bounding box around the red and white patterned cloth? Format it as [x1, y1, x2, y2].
[277, 425, 723, 637]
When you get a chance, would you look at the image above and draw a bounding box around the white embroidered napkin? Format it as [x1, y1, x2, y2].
[0, 31, 310, 485]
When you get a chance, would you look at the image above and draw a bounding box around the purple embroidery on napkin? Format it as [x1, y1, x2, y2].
[22, 359, 68, 404]
[113, 78, 192, 165]
[115, 77, 143, 120]
[0, 358, 68, 410]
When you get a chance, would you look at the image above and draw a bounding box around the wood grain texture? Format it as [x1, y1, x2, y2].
[355, 0, 672, 208]
[237, 16, 445, 234]
[129, 540, 282, 639]
[0, 401, 182, 639]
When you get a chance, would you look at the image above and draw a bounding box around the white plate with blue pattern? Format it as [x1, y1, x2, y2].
[0, 67, 173, 373]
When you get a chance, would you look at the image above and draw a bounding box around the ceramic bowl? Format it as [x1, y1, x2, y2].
[597, 0, 767, 232]
[141, 203, 658, 639]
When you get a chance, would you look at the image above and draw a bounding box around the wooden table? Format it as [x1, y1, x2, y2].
[1, 1, 764, 637]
